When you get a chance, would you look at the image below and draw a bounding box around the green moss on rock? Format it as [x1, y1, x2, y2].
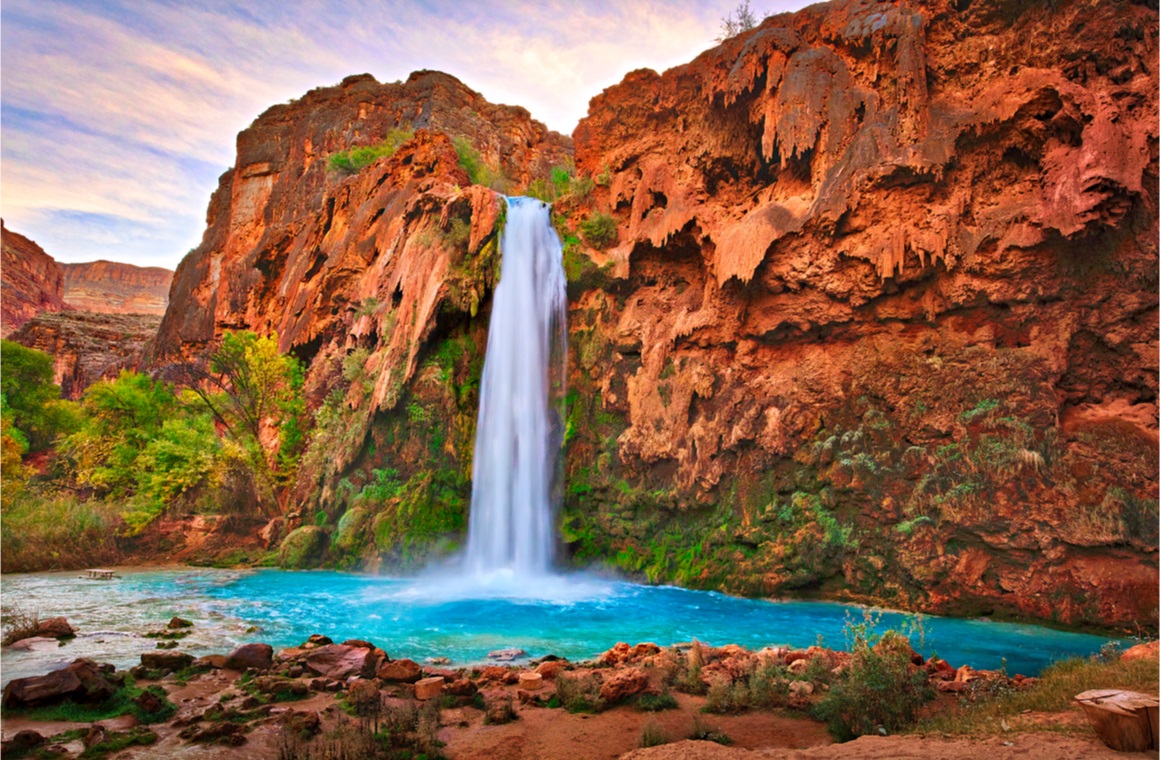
[278, 526, 327, 569]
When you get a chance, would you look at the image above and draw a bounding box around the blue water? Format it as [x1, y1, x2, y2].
[0, 568, 1119, 685]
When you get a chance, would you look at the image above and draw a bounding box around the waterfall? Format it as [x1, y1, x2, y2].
[464, 196, 568, 577]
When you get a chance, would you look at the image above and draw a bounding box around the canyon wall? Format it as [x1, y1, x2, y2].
[1, 223, 65, 337]
[149, 0, 1157, 631]
[557, 0, 1158, 629]
[61, 261, 172, 315]
[8, 312, 162, 399]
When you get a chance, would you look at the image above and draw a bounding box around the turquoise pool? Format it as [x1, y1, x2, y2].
[0, 568, 1118, 685]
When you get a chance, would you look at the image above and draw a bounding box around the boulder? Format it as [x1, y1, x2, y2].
[133, 690, 167, 715]
[1121, 641, 1159, 662]
[140, 651, 194, 673]
[345, 679, 380, 710]
[445, 678, 478, 697]
[535, 660, 564, 680]
[789, 680, 814, 697]
[167, 617, 193, 629]
[518, 672, 543, 691]
[279, 709, 321, 738]
[487, 648, 526, 661]
[342, 639, 376, 650]
[413, 677, 443, 700]
[2, 659, 116, 708]
[479, 666, 511, 681]
[194, 654, 227, 670]
[303, 634, 332, 648]
[377, 658, 422, 683]
[303, 644, 377, 679]
[599, 667, 649, 703]
[35, 617, 76, 639]
[1, 730, 46, 755]
[225, 643, 274, 672]
[253, 676, 308, 698]
[599, 642, 632, 666]
[7, 636, 62, 651]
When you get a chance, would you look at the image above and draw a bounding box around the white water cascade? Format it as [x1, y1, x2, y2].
[464, 196, 568, 577]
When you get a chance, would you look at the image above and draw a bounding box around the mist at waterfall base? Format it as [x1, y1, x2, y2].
[0, 199, 1122, 685]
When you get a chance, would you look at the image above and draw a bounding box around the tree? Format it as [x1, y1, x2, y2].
[0, 340, 76, 451]
[182, 331, 307, 491]
[61, 371, 177, 495]
[716, 1, 761, 42]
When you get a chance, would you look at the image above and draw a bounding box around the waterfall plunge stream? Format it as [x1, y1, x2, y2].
[464, 197, 568, 577]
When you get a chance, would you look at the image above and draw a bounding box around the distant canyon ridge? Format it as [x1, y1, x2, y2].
[1, 0, 1156, 631]
[1, 222, 172, 397]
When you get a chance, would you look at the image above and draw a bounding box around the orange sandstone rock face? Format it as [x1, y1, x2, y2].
[61, 261, 172, 315]
[561, 0, 1157, 628]
[147, 71, 571, 493]
[7, 311, 161, 399]
[1, 222, 65, 337]
[144, 2, 1157, 630]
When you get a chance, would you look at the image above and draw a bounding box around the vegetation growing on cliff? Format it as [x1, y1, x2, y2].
[328, 128, 414, 174]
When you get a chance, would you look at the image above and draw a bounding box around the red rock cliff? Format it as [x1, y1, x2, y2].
[1, 223, 66, 337]
[148, 70, 572, 497]
[61, 261, 172, 315]
[559, 0, 1157, 628]
[146, 0, 1157, 630]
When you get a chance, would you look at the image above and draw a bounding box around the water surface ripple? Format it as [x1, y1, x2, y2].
[1, 568, 1118, 685]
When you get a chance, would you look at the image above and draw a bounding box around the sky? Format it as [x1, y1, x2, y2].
[1, 0, 812, 270]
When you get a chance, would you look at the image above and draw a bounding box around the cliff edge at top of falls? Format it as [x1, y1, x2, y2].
[140, 0, 1158, 631]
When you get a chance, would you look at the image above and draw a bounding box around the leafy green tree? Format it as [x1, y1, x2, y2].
[1, 397, 29, 500]
[184, 331, 307, 493]
[61, 371, 178, 495]
[0, 340, 77, 451]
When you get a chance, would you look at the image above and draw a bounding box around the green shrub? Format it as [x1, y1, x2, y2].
[634, 687, 679, 712]
[813, 623, 933, 741]
[452, 135, 508, 191]
[748, 661, 791, 708]
[483, 694, 518, 724]
[0, 340, 78, 451]
[703, 678, 750, 714]
[0, 492, 123, 572]
[579, 212, 617, 249]
[328, 128, 413, 174]
[554, 672, 606, 713]
[638, 720, 670, 748]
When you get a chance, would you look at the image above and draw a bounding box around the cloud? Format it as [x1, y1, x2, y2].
[1, 0, 811, 268]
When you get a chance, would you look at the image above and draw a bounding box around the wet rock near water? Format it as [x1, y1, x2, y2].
[225, 642, 274, 671]
[2, 658, 116, 708]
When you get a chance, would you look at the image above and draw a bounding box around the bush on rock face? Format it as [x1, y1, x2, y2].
[278, 526, 327, 569]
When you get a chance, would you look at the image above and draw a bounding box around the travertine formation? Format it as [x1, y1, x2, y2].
[1, 222, 65, 337]
[147, 0, 1157, 629]
[559, 0, 1157, 626]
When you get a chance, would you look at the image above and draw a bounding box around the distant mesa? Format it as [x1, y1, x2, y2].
[0, 222, 173, 339]
[61, 260, 172, 316]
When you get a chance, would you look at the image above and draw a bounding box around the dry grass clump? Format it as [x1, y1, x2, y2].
[912, 654, 1159, 737]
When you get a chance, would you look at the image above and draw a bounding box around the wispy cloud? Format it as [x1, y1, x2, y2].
[1, 0, 810, 268]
